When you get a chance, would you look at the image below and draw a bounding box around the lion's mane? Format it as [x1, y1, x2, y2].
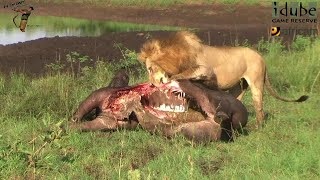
[138, 31, 203, 75]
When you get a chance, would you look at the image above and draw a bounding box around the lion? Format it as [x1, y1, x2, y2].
[137, 31, 308, 127]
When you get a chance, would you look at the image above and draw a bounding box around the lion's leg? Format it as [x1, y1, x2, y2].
[170, 66, 207, 81]
[170, 69, 199, 80]
[248, 79, 265, 128]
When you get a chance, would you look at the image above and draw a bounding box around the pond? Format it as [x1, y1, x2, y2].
[0, 13, 181, 45]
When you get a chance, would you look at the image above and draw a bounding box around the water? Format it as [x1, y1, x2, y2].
[0, 13, 181, 45]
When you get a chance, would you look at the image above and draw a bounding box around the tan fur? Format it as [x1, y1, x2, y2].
[138, 31, 200, 76]
[138, 31, 308, 127]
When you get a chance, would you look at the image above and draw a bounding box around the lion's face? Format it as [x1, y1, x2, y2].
[145, 60, 169, 86]
[138, 39, 170, 86]
[138, 31, 200, 86]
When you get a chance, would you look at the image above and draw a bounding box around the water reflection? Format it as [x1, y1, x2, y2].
[0, 13, 181, 45]
[0, 27, 84, 45]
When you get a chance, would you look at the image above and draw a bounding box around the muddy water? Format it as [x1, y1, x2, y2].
[0, 13, 180, 45]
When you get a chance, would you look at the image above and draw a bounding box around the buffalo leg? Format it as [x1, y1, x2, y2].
[70, 117, 139, 132]
[173, 119, 222, 143]
[71, 88, 113, 122]
[70, 113, 118, 131]
[178, 80, 227, 120]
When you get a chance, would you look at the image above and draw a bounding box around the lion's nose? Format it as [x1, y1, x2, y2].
[149, 83, 156, 88]
[160, 77, 164, 84]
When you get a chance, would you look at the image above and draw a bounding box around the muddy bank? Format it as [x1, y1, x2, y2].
[0, 3, 318, 76]
[0, 29, 271, 76]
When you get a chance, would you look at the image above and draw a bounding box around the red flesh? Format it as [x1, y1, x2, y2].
[106, 81, 185, 119]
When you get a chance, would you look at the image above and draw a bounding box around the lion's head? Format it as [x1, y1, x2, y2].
[138, 31, 202, 85]
[145, 60, 169, 86]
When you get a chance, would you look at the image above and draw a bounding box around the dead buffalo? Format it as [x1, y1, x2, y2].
[70, 72, 248, 143]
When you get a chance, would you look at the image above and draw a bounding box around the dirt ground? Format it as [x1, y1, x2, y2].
[0, 3, 318, 76]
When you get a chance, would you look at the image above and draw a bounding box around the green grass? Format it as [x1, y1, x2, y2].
[0, 36, 320, 179]
[0, 13, 182, 33]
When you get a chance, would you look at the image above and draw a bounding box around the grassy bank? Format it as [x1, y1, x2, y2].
[0, 37, 319, 179]
[0, 13, 182, 33]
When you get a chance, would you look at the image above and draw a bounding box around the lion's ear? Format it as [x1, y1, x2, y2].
[152, 40, 161, 53]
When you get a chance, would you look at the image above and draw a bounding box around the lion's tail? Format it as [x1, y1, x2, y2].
[265, 72, 309, 102]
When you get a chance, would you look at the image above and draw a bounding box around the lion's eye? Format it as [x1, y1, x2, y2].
[148, 67, 152, 73]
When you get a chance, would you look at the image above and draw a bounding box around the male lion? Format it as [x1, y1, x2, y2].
[137, 31, 308, 127]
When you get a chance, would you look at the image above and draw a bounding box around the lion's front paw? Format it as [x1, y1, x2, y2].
[170, 74, 185, 80]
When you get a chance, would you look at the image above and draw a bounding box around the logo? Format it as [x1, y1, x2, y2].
[3, 0, 25, 9]
[271, 2, 318, 37]
[271, 27, 281, 36]
[280, 28, 317, 36]
[272, 2, 317, 23]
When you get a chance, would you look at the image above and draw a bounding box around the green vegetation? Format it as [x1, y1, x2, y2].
[0, 13, 182, 33]
[0, 36, 319, 179]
